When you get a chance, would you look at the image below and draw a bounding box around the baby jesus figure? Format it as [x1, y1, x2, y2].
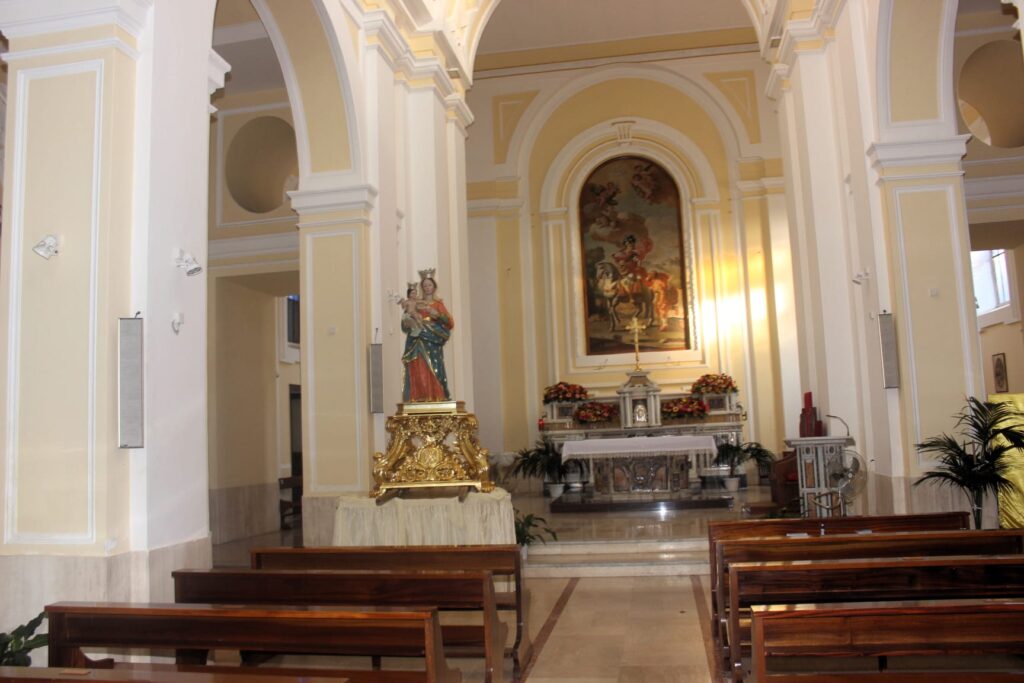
[399, 282, 424, 337]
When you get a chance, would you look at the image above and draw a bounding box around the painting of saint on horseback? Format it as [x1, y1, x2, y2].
[579, 156, 689, 355]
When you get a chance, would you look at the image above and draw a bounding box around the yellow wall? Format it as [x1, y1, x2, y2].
[209, 278, 280, 490]
[0, 31, 137, 553]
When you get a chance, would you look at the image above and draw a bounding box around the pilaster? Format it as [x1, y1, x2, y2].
[289, 185, 377, 498]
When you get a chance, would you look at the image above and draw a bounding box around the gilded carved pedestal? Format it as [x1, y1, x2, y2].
[371, 401, 494, 498]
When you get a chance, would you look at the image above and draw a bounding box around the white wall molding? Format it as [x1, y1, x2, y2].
[867, 135, 970, 171]
[964, 173, 1024, 202]
[362, 9, 460, 102]
[289, 180, 377, 216]
[474, 44, 760, 81]
[208, 232, 299, 260]
[2, 37, 141, 62]
[0, 0, 152, 39]
[5, 59, 105, 546]
[207, 49, 230, 114]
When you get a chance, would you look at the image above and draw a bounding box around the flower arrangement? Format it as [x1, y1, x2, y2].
[574, 401, 619, 424]
[543, 381, 589, 404]
[661, 396, 708, 420]
[690, 373, 738, 395]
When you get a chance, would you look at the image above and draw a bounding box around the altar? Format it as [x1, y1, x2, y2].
[561, 434, 717, 493]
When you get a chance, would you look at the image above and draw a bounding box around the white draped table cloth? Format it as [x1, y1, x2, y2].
[331, 489, 515, 546]
[560, 435, 718, 492]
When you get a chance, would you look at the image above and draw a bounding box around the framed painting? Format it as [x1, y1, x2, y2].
[578, 155, 689, 355]
[994, 352, 1009, 393]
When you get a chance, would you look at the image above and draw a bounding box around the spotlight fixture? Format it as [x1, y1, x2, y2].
[173, 248, 203, 277]
[31, 234, 59, 259]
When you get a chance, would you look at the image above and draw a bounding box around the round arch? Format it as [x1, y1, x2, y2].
[250, 0, 363, 186]
[507, 64, 746, 182]
[876, 0, 959, 141]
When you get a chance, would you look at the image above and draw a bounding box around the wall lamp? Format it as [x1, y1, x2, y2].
[32, 234, 59, 259]
[173, 248, 202, 276]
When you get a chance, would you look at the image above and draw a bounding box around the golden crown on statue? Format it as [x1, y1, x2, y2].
[418, 267, 437, 280]
[406, 281, 419, 291]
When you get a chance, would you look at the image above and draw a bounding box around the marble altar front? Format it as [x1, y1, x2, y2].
[561, 435, 717, 493]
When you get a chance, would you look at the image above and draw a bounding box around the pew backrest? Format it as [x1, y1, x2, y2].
[0, 667, 350, 683]
[46, 602, 459, 683]
[715, 528, 1024, 650]
[248, 544, 527, 673]
[172, 569, 504, 683]
[705, 512, 970, 646]
[751, 600, 1024, 682]
[728, 555, 1024, 682]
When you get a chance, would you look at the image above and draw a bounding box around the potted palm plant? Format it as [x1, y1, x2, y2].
[714, 441, 775, 492]
[510, 440, 587, 498]
[914, 397, 1024, 529]
[1, 611, 47, 666]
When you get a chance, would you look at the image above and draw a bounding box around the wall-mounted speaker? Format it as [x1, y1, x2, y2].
[878, 312, 900, 389]
[118, 317, 144, 448]
[369, 343, 384, 414]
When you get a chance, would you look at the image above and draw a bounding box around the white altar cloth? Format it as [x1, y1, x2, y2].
[331, 489, 515, 546]
[561, 435, 718, 492]
[561, 434, 717, 458]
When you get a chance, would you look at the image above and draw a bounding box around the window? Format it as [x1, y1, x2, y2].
[278, 295, 300, 364]
[286, 294, 300, 344]
[972, 249, 1016, 327]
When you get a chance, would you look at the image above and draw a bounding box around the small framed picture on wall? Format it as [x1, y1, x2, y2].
[993, 352, 1009, 393]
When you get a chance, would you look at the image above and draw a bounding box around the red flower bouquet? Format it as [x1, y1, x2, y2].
[574, 401, 619, 424]
[543, 381, 589, 404]
[690, 373, 738, 395]
[661, 397, 708, 420]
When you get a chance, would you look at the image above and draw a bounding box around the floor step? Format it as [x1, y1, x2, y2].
[523, 539, 709, 577]
[527, 537, 707, 556]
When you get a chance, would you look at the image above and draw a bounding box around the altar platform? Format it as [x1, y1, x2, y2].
[550, 489, 733, 513]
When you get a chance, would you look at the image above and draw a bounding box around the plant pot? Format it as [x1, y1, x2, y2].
[546, 482, 566, 499]
[723, 476, 741, 492]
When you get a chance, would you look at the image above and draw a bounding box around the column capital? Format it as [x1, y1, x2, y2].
[867, 135, 970, 175]
[0, 0, 152, 39]
[289, 176, 378, 219]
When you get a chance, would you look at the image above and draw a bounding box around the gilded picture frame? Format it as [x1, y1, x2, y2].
[578, 155, 689, 355]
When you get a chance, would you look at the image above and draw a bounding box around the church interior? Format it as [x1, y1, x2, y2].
[2, 0, 1024, 680]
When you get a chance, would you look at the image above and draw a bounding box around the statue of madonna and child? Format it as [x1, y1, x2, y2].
[397, 267, 453, 403]
[371, 266, 493, 498]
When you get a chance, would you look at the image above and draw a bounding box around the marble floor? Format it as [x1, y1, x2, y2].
[510, 484, 772, 543]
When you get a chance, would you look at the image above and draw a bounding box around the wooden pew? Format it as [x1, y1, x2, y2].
[715, 528, 1024, 655]
[706, 512, 969, 646]
[172, 568, 505, 683]
[0, 667, 349, 683]
[46, 601, 461, 683]
[751, 600, 1024, 681]
[249, 545, 530, 676]
[727, 555, 1024, 681]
